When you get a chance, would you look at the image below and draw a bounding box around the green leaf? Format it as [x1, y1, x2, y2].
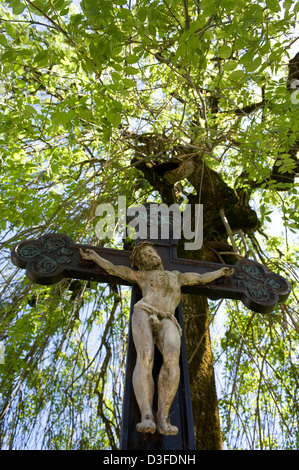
[240, 50, 255, 65]
[4, 22, 17, 39]
[245, 56, 262, 72]
[52, 109, 74, 126]
[10, 0, 26, 15]
[148, 23, 156, 37]
[26, 0, 48, 16]
[1, 50, 16, 62]
[266, 0, 281, 12]
[228, 69, 244, 80]
[117, 8, 131, 19]
[23, 105, 37, 116]
[137, 6, 147, 22]
[200, 0, 216, 14]
[107, 112, 122, 127]
[283, 0, 293, 10]
[125, 54, 140, 64]
[110, 99, 122, 111]
[125, 66, 139, 75]
[0, 34, 8, 47]
[220, 0, 235, 11]
[203, 30, 214, 41]
[111, 62, 123, 72]
[122, 78, 135, 88]
[234, 37, 247, 50]
[53, 0, 72, 12]
[111, 71, 121, 83]
[223, 60, 238, 71]
[34, 50, 49, 67]
[219, 45, 232, 59]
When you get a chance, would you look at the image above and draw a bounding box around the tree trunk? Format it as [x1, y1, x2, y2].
[181, 293, 222, 450]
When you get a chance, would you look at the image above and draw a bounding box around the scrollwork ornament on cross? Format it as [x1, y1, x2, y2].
[233, 259, 291, 311]
[12, 234, 74, 283]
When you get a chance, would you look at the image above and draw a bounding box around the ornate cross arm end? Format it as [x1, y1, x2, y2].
[11, 234, 78, 285]
[11, 233, 133, 286]
[175, 255, 291, 314]
[233, 259, 292, 314]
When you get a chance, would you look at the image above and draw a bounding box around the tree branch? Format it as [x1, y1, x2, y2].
[219, 208, 241, 254]
[233, 100, 265, 116]
[183, 0, 190, 30]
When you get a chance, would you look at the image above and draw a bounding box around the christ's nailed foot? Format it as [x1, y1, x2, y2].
[156, 418, 178, 436]
[136, 417, 156, 434]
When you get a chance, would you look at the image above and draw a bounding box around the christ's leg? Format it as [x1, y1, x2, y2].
[156, 318, 181, 435]
[132, 306, 156, 433]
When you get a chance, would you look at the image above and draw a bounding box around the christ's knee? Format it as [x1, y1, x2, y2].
[162, 344, 180, 370]
[137, 346, 154, 369]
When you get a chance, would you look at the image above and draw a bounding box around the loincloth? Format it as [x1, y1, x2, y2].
[134, 299, 182, 337]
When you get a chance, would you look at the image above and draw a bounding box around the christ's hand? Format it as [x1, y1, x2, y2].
[221, 267, 234, 277]
[79, 248, 97, 260]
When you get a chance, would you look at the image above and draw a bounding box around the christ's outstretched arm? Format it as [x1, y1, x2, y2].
[79, 249, 137, 284]
[178, 266, 234, 287]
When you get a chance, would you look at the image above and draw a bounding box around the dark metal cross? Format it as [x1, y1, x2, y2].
[11, 203, 291, 450]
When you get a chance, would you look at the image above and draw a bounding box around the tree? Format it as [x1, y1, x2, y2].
[0, 0, 298, 450]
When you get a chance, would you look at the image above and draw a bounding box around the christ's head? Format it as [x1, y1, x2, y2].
[130, 242, 163, 271]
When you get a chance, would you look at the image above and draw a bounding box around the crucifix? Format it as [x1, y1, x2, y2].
[11, 203, 291, 450]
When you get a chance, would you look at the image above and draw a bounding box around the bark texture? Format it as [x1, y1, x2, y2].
[181, 293, 222, 450]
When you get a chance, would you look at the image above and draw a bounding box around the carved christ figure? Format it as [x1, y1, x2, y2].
[80, 242, 234, 436]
